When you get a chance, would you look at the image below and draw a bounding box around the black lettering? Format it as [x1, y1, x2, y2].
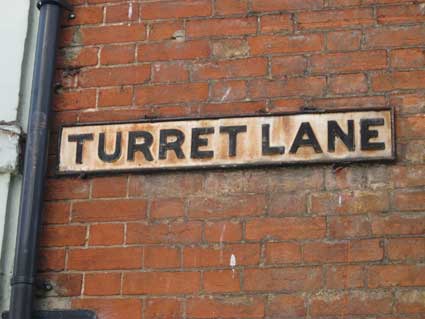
[361, 118, 385, 150]
[68, 134, 94, 164]
[127, 131, 154, 161]
[328, 120, 355, 152]
[191, 127, 214, 159]
[159, 129, 185, 160]
[219, 125, 247, 157]
[289, 122, 323, 154]
[98, 132, 122, 162]
[262, 124, 285, 156]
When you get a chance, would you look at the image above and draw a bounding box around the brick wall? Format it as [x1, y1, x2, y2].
[38, 0, 425, 317]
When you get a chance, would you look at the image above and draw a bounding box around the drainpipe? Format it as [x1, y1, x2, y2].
[8, 1, 71, 319]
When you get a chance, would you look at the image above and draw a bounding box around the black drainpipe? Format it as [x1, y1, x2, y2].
[8, 1, 71, 319]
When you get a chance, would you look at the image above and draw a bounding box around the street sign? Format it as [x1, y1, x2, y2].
[58, 108, 395, 175]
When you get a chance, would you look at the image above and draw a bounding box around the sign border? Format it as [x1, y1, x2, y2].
[56, 107, 396, 176]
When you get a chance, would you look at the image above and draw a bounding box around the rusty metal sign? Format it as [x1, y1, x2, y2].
[57, 108, 395, 175]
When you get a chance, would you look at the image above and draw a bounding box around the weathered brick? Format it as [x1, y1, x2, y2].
[267, 294, 306, 318]
[327, 30, 362, 51]
[368, 265, 425, 288]
[371, 213, 425, 235]
[152, 62, 189, 83]
[38, 249, 66, 272]
[326, 265, 365, 289]
[249, 34, 324, 55]
[45, 178, 89, 200]
[89, 223, 124, 246]
[249, 77, 326, 98]
[100, 44, 135, 65]
[396, 290, 425, 314]
[123, 272, 200, 294]
[187, 17, 257, 38]
[53, 89, 96, 111]
[271, 56, 308, 77]
[148, 21, 185, 41]
[215, 0, 248, 15]
[150, 198, 185, 220]
[328, 215, 371, 238]
[68, 247, 142, 270]
[43, 202, 70, 225]
[329, 73, 368, 94]
[204, 221, 242, 243]
[98, 87, 133, 107]
[145, 298, 183, 319]
[211, 80, 247, 102]
[79, 65, 150, 87]
[135, 83, 208, 105]
[393, 190, 425, 211]
[140, 0, 212, 19]
[80, 24, 146, 45]
[378, 4, 425, 25]
[388, 238, 425, 261]
[37, 273, 82, 297]
[391, 48, 425, 69]
[72, 199, 147, 222]
[244, 267, 322, 292]
[365, 26, 425, 48]
[252, 0, 324, 12]
[40, 225, 86, 247]
[265, 242, 302, 264]
[187, 296, 264, 318]
[72, 299, 142, 319]
[144, 246, 180, 269]
[84, 273, 121, 296]
[260, 14, 292, 33]
[105, 3, 139, 23]
[246, 217, 326, 241]
[203, 270, 241, 293]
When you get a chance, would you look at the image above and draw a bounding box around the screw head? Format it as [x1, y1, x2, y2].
[68, 12, 76, 20]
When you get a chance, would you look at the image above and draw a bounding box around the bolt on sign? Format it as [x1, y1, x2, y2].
[58, 108, 395, 175]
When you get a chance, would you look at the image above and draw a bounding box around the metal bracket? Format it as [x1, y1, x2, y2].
[36, 0, 73, 12]
[2, 310, 96, 319]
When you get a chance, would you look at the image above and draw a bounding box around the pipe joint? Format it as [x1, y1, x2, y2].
[36, 0, 73, 12]
[10, 276, 34, 285]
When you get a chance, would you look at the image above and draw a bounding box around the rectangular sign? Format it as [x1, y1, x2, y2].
[58, 108, 395, 174]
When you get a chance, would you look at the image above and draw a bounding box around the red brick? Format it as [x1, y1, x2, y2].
[327, 30, 362, 51]
[62, 6, 103, 26]
[150, 198, 185, 219]
[123, 271, 200, 294]
[137, 40, 210, 62]
[40, 225, 86, 247]
[311, 51, 387, 73]
[271, 56, 307, 77]
[267, 294, 306, 318]
[84, 272, 121, 296]
[391, 48, 425, 69]
[192, 58, 267, 80]
[100, 45, 135, 65]
[326, 265, 365, 289]
[53, 89, 96, 111]
[211, 80, 247, 102]
[310, 290, 392, 316]
[204, 221, 242, 242]
[372, 71, 425, 92]
[152, 62, 189, 83]
[187, 17, 257, 38]
[328, 0, 362, 6]
[144, 246, 180, 269]
[57, 47, 98, 68]
[200, 101, 267, 115]
[246, 217, 326, 241]
[244, 267, 322, 292]
[183, 244, 260, 268]
[268, 167, 324, 192]
[80, 24, 146, 45]
[396, 290, 425, 314]
[365, 26, 425, 48]
[89, 223, 124, 246]
[98, 87, 133, 107]
[72, 299, 142, 319]
[304, 239, 383, 263]
[72, 199, 147, 222]
[38, 273, 82, 296]
[371, 214, 425, 235]
[265, 242, 302, 264]
[252, 0, 324, 11]
[378, 4, 425, 25]
[298, 8, 374, 30]
[368, 265, 425, 288]
[187, 296, 264, 318]
[188, 194, 266, 219]
[388, 238, 425, 261]
[38, 249, 65, 272]
[328, 215, 371, 238]
[268, 192, 307, 216]
[249, 77, 326, 98]
[203, 270, 241, 293]
[392, 165, 425, 187]
[140, 0, 212, 19]
[92, 176, 128, 198]
[43, 202, 70, 225]
[45, 178, 89, 200]
[270, 98, 304, 112]
[215, 0, 248, 15]
[105, 3, 139, 23]
[68, 247, 142, 270]
[310, 191, 389, 215]
[79, 65, 150, 87]
[148, 21, 184, 41]
[393, 190, 425, 211]
[397, 115, 425, 139]
[312, 95, 386, 109]
[145, 298, 183, 319]
[135, 83, 208, 105]
[260, 14, 292, 33]
[249, 34, 324, 55]
[127, 221, 202, 244]
[329, 73, 368, 94]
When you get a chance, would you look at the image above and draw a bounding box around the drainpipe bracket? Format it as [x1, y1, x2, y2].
[36, 0, 73, 12]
